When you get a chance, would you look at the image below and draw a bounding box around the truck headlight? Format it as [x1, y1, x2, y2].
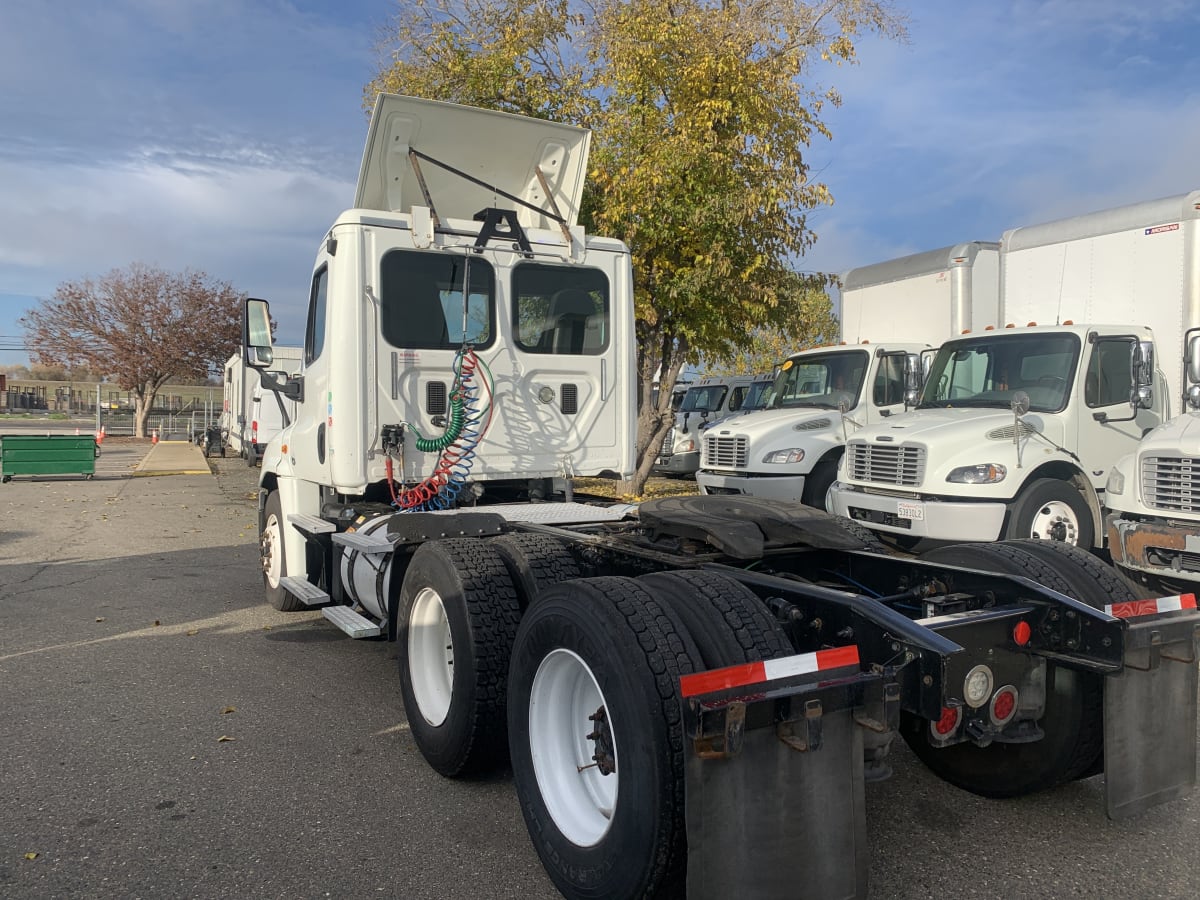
[763, 448, 805, 465]
[946, 463, 1007, 484]
[1105, 466, 1125, 496]
[675, 437, 696, 454]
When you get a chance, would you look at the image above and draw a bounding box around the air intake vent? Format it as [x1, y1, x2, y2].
[846, 440, 925, 487]
[426, 381, 447, 416]
[561, 383, 578, 415]
[1142, 455, 1200, 514]
[986, 422, 1039, 441]
[794, 417, 832, 432]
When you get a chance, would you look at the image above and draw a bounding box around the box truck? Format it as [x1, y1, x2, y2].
[830, 191, 1200, 550]
[220, 347, 302, 462]
[242, 96, 1198, 899]
[696, 242, 998, 507]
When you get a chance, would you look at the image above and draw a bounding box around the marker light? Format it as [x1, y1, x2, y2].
[1012, 620, 1032, 646]
[963, 665, 994, 708]
[990, 685, 1019, 726]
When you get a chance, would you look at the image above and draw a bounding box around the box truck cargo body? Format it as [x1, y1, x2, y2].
[221, 347, 303, 461]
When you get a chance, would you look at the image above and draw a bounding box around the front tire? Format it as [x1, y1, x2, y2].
[902, 541, 1108, 797]
[1006, 478, 1093, 547]
[398, 539, 522, 777]
[509, 577, 695, 900]
[261, 491, 303, 611]
[801, 458, 839, 512]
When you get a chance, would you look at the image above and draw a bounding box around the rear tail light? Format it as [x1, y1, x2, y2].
[1012, 620, 1032, 646]
[963, 664, 994, 708]
[252, 420, 259, 441]
[989, 685, 1019, 726]
[931, 706, 961, 738]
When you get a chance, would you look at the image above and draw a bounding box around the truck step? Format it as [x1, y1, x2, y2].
[333, 531, 394, 554]
[322, 604, 382, 639]
[288, 513, 336, 535]
[279, 576, 329, 607]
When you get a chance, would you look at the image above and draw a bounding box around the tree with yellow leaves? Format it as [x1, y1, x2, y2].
[369, 0, 906, 494]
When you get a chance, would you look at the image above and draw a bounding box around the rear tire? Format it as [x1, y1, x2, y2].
[398, 539, 522, 777]
[508, 577, 695, 900]
[902, 541, 1106, 797]
[489, 533, 580, 609]
[637, 570, 792, 667]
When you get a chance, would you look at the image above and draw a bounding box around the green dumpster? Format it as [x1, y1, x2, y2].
[1, 434, 99, 482]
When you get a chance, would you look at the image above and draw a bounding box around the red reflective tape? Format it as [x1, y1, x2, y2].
[679, 646, 860, 698]
[1105, 594, 1199, 619]
[680, 661, 765, 698]
[816, 645, 860, 670]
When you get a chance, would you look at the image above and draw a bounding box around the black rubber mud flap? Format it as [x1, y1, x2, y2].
[1103, 611, 1200, 820]
[681, 653, 876, 900]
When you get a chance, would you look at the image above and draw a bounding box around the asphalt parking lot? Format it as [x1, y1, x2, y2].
[2, 439, 1199, 899]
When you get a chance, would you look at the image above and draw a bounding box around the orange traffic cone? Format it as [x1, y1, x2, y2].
[152, 429, 159, 445]
[96, 426, 105, 445]
[75, 426, 80, 435]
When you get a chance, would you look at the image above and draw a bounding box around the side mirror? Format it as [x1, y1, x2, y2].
[903, 353, 924, 406]
[244, 298, 274, 369]
[1187, 332, 1200, 385]
[1011, 390, 1031, 417]
[1129, 339, 1154, 410]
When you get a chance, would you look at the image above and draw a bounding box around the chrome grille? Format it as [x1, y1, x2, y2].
[846, 441, 925, 487]
[704, 435, 748, 469]
[660, 429, 675, 457]
[1142, 455, 1200, 514]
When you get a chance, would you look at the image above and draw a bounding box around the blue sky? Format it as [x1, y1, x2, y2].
[2, 1, 1199, 367]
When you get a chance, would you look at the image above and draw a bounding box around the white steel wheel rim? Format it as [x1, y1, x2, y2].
[1030, 500, 1080, 543]
[528, 648, 618, 847]
[408, 587, 454, 726]
[262, 514, 283, 588]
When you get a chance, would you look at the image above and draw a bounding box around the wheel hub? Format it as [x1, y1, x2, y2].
[1031, 501, 1078, 543]
[586, 706, 616, 776]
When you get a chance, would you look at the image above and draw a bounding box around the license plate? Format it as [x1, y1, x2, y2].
[896, 502, 924, 521]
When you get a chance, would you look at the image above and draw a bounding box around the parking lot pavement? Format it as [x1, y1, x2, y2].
[2, 463, 1199, 899]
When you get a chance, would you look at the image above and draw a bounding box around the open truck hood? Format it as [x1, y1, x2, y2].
[355, 94, 591, 231]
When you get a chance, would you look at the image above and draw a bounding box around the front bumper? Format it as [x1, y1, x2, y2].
[1106, 512, 1200, 585]
[654, 450, 700, 476]
[829, 484, 1007, 542]
[696, 470, 807, 501]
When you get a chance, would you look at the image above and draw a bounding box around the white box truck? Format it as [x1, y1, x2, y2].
[830, 191, 1200, 550]
[220, 347, 302, 462]
[696, 243, 999, 507]
[240, 96, 1199, 899]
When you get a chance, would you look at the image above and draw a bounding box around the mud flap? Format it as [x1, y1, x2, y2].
[680, 650, 881, 900]
[1103, 615, 1200, 819]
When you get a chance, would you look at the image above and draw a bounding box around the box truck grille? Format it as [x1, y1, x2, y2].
[1141, 455, 1200, 514]
[704, 435, 748, 469]
[660, 430, 675, 457]
[846, 441, 925, 487]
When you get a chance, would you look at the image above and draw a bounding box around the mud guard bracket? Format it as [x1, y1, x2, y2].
[1103, 615, 1200, 819]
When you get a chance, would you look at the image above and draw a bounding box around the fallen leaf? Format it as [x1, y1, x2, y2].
[221, 707, 236, 715]
[95, 617, 106, 623]
[153, 619, 161, 626]
[217, 735, 235, 742]
[24, 852, 38, 860]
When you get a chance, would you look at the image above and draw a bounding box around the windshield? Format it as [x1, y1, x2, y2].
[771, 350, 869, 410]
[680, 384, 729, 413]
[743, 380, 775, 411]
[918, 333, 1080, 412]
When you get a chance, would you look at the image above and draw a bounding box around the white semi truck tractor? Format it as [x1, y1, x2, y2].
[245, 95, 1200, 900]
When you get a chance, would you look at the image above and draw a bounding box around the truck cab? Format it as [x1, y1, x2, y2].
[829, 324, 1164, 548]
[1106, 328, 1200, 590]
[696, 343, 928, 509]
[653, 374, 761, 477]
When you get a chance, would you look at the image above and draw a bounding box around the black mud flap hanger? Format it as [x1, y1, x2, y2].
[680, 647, 895, 900]
[1103, 597, 1200, 820]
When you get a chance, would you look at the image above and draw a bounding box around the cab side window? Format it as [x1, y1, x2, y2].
[305, 266, 329, 365]
[1085, 339, 1133, 407]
